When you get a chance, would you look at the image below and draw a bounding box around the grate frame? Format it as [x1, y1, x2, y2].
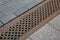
[0, 0, 60, 40]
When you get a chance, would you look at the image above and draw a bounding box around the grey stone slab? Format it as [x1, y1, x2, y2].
[4, 0, 25, 12]
[0, 6, 16, 24]
[25, 0, 43, 9]
[0, 0, 12, 5]
[3, 0, 43, 13]
[14, 6, 28, 16]
[0, 14, 16, 24]
[0, 12, 7, 19]
[2, 4, 16, 17]
[0, 5, 8, 11]
[35, 0, 44, 3]
[0, 11, 16, 24]
[25, 0, 39, 9]
[0, 0, 3, 5]
[0, 22, 3, 26]
[23, 0, 34, 4]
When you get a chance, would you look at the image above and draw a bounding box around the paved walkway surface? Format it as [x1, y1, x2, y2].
[0, 0, 43, 26]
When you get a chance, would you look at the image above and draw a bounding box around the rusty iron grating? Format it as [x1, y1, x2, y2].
[0, 0, 60, 40]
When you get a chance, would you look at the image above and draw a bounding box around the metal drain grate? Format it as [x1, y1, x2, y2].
[0, 0, 60, 40]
